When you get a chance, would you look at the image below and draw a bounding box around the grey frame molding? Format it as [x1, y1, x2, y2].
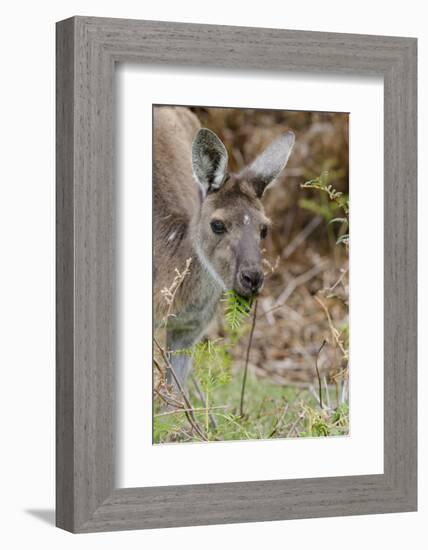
[56, 16, 417, 533]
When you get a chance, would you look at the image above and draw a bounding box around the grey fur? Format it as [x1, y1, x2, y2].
[192, 128, 229, 194]
[244, 131, 295, 197]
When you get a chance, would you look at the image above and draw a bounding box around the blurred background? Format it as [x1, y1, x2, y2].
[191, 106, 349, 391]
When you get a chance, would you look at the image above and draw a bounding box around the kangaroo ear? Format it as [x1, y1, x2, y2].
[192, 128, 229, 195]
[244, 132, 295, 198]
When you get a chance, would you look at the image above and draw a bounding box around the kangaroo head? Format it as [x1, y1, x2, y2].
[191, 128, 294, 298]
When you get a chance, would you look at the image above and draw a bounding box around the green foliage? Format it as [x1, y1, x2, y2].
[153, 413, 185, 443]
[300, 171, 349, 245]
[222, 290, 253, 331]
[153, 372, 349, 443]
[331, 403, 349, 428]
[301, 171, 349, 213]
[182, 340, 232, 391]
[299, 402, 349, 438]
[173, 339, 232, 433]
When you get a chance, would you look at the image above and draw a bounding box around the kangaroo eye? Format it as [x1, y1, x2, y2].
[260, 225, 268, 239]
[210, 220, 227, 234]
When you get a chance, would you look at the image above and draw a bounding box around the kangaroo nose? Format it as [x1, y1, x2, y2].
[240, 269, 264, 293]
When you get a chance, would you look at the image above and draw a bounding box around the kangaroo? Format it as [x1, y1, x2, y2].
[154, 106, 294, 389]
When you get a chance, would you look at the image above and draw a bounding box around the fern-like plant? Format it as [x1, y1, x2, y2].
[222, 290, 253, 330]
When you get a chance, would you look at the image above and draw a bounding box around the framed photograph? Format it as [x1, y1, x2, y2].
[56, 16, 417, 532]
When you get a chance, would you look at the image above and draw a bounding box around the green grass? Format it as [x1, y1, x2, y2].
[153, 370, 349, 444]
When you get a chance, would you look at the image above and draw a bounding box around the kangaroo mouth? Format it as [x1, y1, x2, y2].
[234, 286, 260, 301]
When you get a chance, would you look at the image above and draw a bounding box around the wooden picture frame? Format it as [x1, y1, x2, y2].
[56, 16, 417, 533]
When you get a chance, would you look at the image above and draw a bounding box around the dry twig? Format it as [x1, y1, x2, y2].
[239, 299, 258, 417]
[154, 338, 208, 441]
[315, 295, 348, 359]
[259, 261, 327, 320]
[269, 402, 289, 437]
[282, 216, 322, 259]
[314, 340, 326, 409]
[191, 373, 218, 430]
[154, 405, 227, 418]
[160, 257, 192, 323]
